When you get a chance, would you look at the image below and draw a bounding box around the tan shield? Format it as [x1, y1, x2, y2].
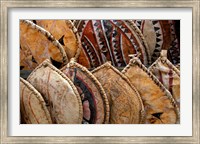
[92, 62, 144, 124]
[20, 77, 52, 124]
[122, 57, 179, 124]
[20, 20, 67, 70]
[149, 50, 180, 108]
[35, 20, 81, 60]
[27, 59, 83, 124]
[61, 60, 110, 124]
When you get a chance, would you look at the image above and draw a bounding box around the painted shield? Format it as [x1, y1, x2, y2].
[133, 20, 172, 63]
[133, 20, 180, 65]
[75, 20, 151, 68]
[61, 60, 110, 124]
[20, 20, 67, 70]
[27, 59, 83, 124]
[35, 20, 81, 60]
[20, 77, 52, 124]
[92, 62, 145, 124]
[149, 50, 180, 108]
[167, 20, 180, 65]
[122, 57, 179, 124]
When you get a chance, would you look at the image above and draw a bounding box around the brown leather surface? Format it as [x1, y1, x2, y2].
[61, 61, 109, 124]
[20, 20, 66, 70]
[92, 62, 144, 124]
[20, 77, 52, 124]
[36, 20, 78, 60]
[27, 60, 83, 124]
[149, 57, 180, 108]
[122, 58, 179, 124]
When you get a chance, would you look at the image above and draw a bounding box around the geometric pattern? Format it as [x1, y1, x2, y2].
[133, 20, 180, 65]
[168, 20, 180, 65]
[75, 20, 151, 68]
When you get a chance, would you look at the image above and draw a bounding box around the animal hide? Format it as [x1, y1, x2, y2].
[92, 62, 145, 124]
[27, 59, 83, 124]
[20, 77, 52, 124]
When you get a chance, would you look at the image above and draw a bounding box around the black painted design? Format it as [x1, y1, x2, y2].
[73, 68, 96, 124]
[32, 20, 37, 24]
[156, 38, 161, 43]
[82, 36, 99, 67]
[151, 21, 163, 63]
[136, 20, 142, 29]
[32, 56, 37, 63]
[152, 112, 163, 120]
[58, 35, 65, 46]
[50, 57, 62, 68]
[167, 20, 180, 65]
[154, 27, 160, 32]
[79, 20, 151, 67]
[156, 33, 161, 37]
[20, 66, 25, 70]
[152, 21, 158, 25]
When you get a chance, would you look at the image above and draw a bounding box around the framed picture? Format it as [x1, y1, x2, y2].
[1, 0, 199, 143]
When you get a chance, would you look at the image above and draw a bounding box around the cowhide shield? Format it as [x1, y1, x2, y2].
[133, 20, 172, 63]
[149, 50, 180, 108]
[35, 20, 80, 60]
[75, 20, 151, 68]
[133, 20, 180, 65]
[92, 62, 145, 124]
[27, 59, 83, 124]
[122, 57, 179, 124]
[61, 60, 110, 124]
[20, 20, 67, 70]
[20, 77, 52, 124]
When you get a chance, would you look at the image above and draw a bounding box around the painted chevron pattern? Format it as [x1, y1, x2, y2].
[168, 20, 180, 65]
[151, 20, 164, 62]
[134, 20, 164, 63]
[133, 20, 180, 65]
[76, 20, 149, 68]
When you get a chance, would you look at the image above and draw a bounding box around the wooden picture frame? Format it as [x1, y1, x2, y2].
[1, 0, 199, 143]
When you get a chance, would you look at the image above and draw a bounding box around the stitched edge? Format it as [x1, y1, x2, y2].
[73, 20, 81, 29]
[122, 57, 180, 123]
[27, 59, 83, 123]
[65, 20, 82, 61]
[61, 61, 110, 124]
[92, 62, 145, 124]
[149, 56, 180, 77]
[20, 77, 53, 124]
[21, 20, 68, 65]
[175, 63, 180, 70]
[125, 20, 152, 66]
